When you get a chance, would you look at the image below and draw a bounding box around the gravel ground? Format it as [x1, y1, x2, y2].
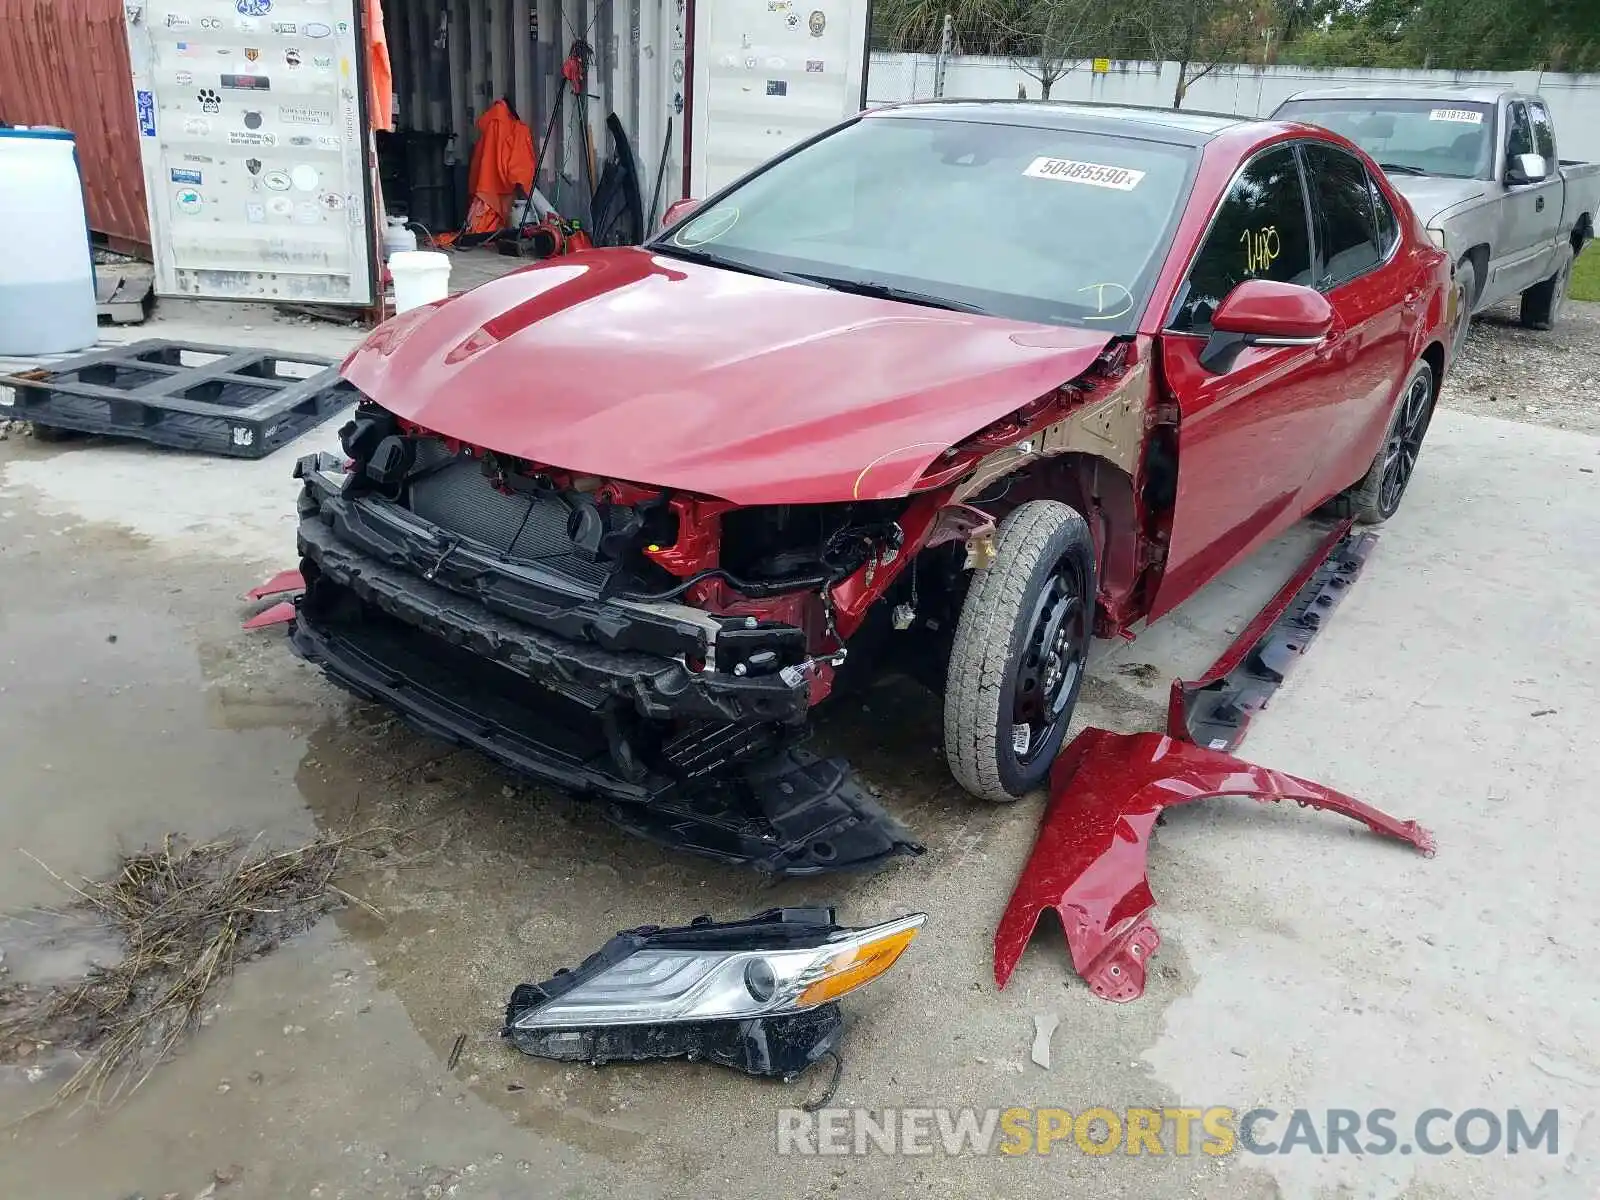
[1439, 297, 1600, 435]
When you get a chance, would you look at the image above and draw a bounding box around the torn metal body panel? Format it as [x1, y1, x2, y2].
[247, 568, 305, 600]
[1168, 521, 1377, 752]
[504, 908, 923, 1080]
[993, 728, 1435, 1002]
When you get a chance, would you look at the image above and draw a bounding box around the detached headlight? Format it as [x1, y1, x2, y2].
[503, 907, 924, 1079]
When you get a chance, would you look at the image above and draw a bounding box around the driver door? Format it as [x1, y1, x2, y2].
[1149, 144, 1347, 622]
[1494, 101, 1562, 294]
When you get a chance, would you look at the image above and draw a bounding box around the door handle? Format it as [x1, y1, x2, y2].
[1537, 196, 1546, 212]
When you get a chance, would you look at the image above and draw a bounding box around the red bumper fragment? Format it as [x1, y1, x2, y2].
[247, 568, 305, 601]
[994, 728, 1435, 1002]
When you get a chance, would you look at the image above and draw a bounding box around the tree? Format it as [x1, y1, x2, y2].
[997, 0, 1143, 98]
[872, 0, 1028, 53]
[1146, 0, 1271, 108]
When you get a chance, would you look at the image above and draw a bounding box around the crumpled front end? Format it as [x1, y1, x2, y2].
[287, 409, 924, 875]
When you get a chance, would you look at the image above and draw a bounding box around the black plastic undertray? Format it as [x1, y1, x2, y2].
[0, 339, 356, 458]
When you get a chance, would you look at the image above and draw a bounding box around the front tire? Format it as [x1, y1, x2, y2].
[1520, 245, 1573, 331]
[1348, 358, 1435, 525]
[943, 501, 1095, 802]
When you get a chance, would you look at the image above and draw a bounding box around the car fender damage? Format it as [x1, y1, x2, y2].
[993, 728, 1435, 1001]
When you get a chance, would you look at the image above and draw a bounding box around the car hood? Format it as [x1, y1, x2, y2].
[342, 248, 1118, 505]
[1385, 175, 1488, 224]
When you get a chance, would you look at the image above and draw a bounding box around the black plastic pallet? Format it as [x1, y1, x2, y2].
[0, 339, 357, 459]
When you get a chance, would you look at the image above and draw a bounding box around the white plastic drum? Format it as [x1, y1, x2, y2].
[0, 127, 98, 356]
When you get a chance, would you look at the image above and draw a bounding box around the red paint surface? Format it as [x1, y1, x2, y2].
[243, 600, 297, 630]
[993, 728, 1435, 1001]
[344, 115, 1452, 631]
[247, 568, 305, 600]
[341, 250, 1116, 506]
[1211, 279, 1335, 340]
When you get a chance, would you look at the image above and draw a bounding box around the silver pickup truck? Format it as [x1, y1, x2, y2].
[1273, 85, 1600, 357]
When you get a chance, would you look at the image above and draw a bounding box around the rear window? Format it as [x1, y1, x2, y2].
[657, 116, 1199, 333]
[1276, 98, 1494, 180]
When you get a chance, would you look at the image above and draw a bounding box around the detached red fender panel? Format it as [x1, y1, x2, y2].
[994, 728, 1435, 1001]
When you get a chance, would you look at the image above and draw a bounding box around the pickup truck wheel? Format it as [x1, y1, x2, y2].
[943, 500, 1094, 802]
[1349, 359, 1435, 524]
[1520, 247, 1573, 331]
[1449, 260, 1476, 362]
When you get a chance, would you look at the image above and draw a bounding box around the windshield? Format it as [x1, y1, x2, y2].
[652, 116, 1198, 333]
[1276, 99, 1494, 180]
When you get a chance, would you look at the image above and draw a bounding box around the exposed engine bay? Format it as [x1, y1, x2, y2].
[287, 340, 1156, 874]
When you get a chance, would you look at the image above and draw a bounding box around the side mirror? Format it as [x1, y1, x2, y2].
[1200, 279, 1334, 373]
[661, 197, 701, 229]
[1506, 153, 1549, 185]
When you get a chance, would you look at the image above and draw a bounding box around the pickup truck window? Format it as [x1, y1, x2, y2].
[1528, 102, 1557, 162]
[1507, 102, 1536, 160]
[1169, 146, 1313, 332]
[1302, 144, 1382, 288]
[1274, 98, 1493, 180]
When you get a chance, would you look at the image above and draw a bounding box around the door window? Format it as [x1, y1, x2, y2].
[1371, 175, 1400, 257]
[1303, 143, 1383, 288]
[1507, 102, 1535, 160]
[1528, 102, 1557, 162]
[1170, 146, 1314, 331]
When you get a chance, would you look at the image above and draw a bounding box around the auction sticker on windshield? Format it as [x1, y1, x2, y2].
[1429, 108, 1484, 123]
[1023, 157, 1145, 190]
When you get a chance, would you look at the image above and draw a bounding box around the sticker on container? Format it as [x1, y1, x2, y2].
[197, 88, 221, 113]
[318, 190, 343, 210]
[271, 21, 297, 34]
[222, 74, 271, 90]
[316, 134, 340, 149]
[312, 54, 332, 69]
[175, 187, 204, 214]
[294, 201, 320, 225]
[288, 134, 313, 146]
[175, 41, 197, 55]
[1023, 156, 1145, 190]
[279, 105, 333, 125]
[182, 152, 213, 164]
[246, 201, 266, 223]
[165, 12, 190, 28]
[808, 9, 826, 36]
[136, 90, 157, 137]
[198, 15, 222, 28]
[787, 14, 798, 27]
[1429, 108, 1483, 124]
[175, 70, 193, 85]
[184, 115, 211, 135]
[228, 130, 277, 146]
[264, 170, 292, 191]
[285, 48, 301, 67]
[766, 80, 787, 96]
[170, 167, 203, 184]
[243, 109, 263, 128]
[245, 157, 262, 174]
[236, 0, 271, 14]
[267, 195, 294, 215]
[304, 21, 330, 36]
[806, 59, 824, 72]
[244, 46, 260, 62]
[291, 164, 318, 191]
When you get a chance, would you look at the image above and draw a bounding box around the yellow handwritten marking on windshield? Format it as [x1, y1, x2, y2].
[1079, 282, 1133, 322]
[852, 442, 957, 500]
[674, 206, 740, 248]
[1240, 225, 1281, 274]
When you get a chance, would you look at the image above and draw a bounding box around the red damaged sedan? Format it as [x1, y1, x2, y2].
[291, 101, 1452, 875]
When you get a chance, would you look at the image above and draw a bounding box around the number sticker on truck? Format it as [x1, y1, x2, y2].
[1429, 108, 1484, 124]
[1023, 156, 1145, 190]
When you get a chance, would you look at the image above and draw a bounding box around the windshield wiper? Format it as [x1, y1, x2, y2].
[1377, 162, 1431, 177]
[793, 273, 990, 315]
[648, 243, 815, 286]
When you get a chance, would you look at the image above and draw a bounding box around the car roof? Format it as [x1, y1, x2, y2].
[1281, 84, 1513, 106]
[868, 99, 1252, 146]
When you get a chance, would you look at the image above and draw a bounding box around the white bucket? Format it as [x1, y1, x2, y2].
[389, 250, 452, 313]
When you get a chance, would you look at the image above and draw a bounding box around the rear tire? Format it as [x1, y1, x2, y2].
[943, 501, 1095, 802]
[1348, 358, 1435, 525]
[1520, 245, 1573, 331]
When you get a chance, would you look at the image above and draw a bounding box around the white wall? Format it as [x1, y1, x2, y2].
[867, 54, 1600, 162]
